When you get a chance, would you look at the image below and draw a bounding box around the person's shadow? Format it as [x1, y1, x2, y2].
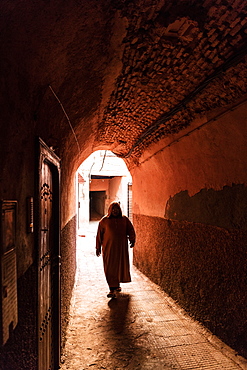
[108, 293, 131, 334]
[101, 292, 148, 367]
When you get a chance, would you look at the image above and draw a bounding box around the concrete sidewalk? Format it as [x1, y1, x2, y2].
[60, 222, 247, 370]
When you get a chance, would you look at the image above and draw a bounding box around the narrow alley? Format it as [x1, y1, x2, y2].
[60, 223, 247, 370]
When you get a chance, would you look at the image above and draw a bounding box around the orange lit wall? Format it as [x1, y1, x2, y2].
[132, 101, 247, 357]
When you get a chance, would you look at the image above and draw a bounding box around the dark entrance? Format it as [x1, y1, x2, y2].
[89, 191, 106, 220]
[38, 139, 61, 370]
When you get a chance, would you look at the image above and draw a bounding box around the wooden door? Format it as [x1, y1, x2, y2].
[38, 139, 60, 370]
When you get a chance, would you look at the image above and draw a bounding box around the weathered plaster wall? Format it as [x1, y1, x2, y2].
[165, 184, 247, 230]
[132, 100, 247, 219]
[131, 101, 247, 357]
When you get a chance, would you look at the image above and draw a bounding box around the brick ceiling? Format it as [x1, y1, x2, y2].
[96, 0, 247, 158]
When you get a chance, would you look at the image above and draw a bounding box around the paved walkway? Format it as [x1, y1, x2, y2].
[60, 222, 247, 370]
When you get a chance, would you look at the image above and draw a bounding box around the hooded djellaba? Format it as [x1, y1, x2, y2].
[96, 202, 136, 298]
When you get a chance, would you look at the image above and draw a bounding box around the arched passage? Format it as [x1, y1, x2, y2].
[77, 150, 132, 227]
[0, 1, 247, 368]
[58, 99, 247, 362]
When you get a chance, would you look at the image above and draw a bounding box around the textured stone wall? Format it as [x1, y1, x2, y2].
[61, 216, 77, 348]
[0, 265, 38, 370]
[133, 214, 247, 358]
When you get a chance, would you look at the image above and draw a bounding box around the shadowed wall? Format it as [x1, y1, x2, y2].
[165, 184, 247, 230]
[0, 265, 38, 370]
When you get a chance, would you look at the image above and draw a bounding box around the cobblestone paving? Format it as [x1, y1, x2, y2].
[60, 222, 247, 370]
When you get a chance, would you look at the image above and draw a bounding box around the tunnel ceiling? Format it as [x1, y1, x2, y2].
[1, 0, 247, 162]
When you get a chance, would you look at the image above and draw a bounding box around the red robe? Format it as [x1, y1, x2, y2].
[96, 215, 136, 287]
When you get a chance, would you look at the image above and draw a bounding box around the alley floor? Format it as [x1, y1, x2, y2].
[60, 222, 247, 370]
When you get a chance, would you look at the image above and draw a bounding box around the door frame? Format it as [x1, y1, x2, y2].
[37, 138, 61, 369]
